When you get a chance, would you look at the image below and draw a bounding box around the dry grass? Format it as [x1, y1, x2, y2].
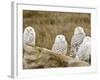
[23, 10, 91, 54]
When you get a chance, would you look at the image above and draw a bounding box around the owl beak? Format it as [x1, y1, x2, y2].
[27, 30, 29, 33]
[60, 39, 65, 42]
[78, 29, 81, 32]
[60, 38, 63, 41]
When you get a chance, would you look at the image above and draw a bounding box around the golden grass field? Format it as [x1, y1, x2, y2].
[23, 10, 91, 54]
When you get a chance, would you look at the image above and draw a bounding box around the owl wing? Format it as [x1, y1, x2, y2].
[76, 42, 90, 61]
[71, 33, 85, 48]
[52, 42, 59, 52]
[24, 32, 29, 44]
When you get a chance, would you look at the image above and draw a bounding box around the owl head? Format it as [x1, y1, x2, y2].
[83, 36, 91, 44]
[74, 26, 84, 35]
[54, 35, 66, 43]
[24, 26, 35, 44]
[24, 26, 35, 34]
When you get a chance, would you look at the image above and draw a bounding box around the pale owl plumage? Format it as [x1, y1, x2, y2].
[76, 36, 91, 62]
[24, 26, 35, 47]
[52, 35, 67, 55]
[70, 26, 86, 57]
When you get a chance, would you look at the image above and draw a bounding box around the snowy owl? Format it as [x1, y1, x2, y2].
[24, 26, 35, 47]
[70, 26, 86, 57]
[52, 35, 68, 55]
[76, 36, 91, 62]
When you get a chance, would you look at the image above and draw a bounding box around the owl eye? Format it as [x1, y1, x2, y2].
[78, 28, 80, 31]
[30, 29, 32, 31]
[58, 37, 60, 38]
[26, 29, 29, 32]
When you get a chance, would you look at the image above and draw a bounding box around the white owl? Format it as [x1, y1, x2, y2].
[52, 35, 68, 55]
[76, 36, 91, 62]
[24, 26, 35, 47]
[70, 26, 86, 57]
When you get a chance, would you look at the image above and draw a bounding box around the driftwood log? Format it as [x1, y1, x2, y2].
[23, 45, 90, 69]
